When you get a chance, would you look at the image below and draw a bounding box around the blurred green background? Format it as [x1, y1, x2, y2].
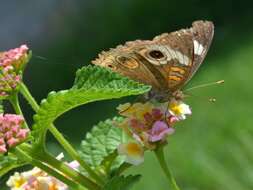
[1, 0, 253, 189]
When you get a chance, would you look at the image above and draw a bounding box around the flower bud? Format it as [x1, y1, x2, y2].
[0, 114, 29, 153]
[0, 45, 30, 98]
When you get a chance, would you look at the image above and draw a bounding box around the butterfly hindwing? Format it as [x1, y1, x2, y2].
[148, 27, 195, 91]
[92, 42, 163, 90]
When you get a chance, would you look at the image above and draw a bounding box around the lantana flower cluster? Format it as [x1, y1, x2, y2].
[6, 153, 79, 190]
[0, 114, 29, 154]
[0, 45, 29, 97]
[7, 169, 68, 190]
[117, 99, 191, 165]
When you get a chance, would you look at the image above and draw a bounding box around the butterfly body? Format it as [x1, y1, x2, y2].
[92, 20, 214, 100]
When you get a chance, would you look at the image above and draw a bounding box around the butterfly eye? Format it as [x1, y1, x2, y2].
[148, 50, 165, 59]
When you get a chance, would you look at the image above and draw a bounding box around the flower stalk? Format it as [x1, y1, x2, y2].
[19, 82, 39, 112]
[48, 124, 105, 185]
[154, 146, 181, 190]
[9, 93, 29, 129]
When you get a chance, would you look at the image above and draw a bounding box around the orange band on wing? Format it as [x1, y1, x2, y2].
[170, 67, 186, 74]
[168, 75, 182, 81]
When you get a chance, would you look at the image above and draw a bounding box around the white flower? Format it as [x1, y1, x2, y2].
[169, 99, 192, 120]
[118, 142, 144, 166]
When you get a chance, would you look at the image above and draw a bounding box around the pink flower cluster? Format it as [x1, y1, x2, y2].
[117, 100, 191, 150]
[130, 108, 175, 143]
[0, 68, 21, 97]
[0, 44, 29, 68]
[0, 114, 29, 153]
[118, 103, 172, 149]
[0, 45, 29, 97]
[7, 168, 68, 190]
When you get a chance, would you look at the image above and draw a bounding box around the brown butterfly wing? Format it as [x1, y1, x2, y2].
[92, 41, 164, 90]
[187, 20, 214, 82]
[140, 28, 195, 92]
[92, 20, 214, 93]
[146, 20, 214, 91]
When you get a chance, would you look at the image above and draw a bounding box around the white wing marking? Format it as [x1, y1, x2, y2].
[193, 40, 204, 55]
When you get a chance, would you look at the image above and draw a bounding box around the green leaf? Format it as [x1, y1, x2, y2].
[0, 154, 27, 177]
[32, 66, 150, 135]
[80, 117, 128, 170]
[103, 175, 141, 190]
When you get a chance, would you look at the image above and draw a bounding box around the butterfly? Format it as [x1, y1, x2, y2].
[92, 20, 214, 100]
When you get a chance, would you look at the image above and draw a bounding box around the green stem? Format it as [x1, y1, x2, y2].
[19, 82, 40, 111]
[9, 94, 29, 129]
[42, 151, 100, 190]
[20, 144, 99, 190]
[19, 82, 105, 185]
[103, 150, 118, 175]
[115, 163, 132, 176]
[48, 125, 105, 185]
[154, 146, 181, 190]
[13, 147, 86, 190]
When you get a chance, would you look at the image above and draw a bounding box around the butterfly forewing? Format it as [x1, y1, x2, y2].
[188, 21, 214, 82]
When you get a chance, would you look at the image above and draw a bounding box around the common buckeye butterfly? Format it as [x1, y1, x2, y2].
[92, 20, 214, 100]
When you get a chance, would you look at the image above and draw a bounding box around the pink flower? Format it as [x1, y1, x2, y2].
[7, 137, 19, 147]
[130, 119, 146, 132]
[68, 160, 80, 171]
[0, 140, 7, 154]
[0, 114, 29, 153]
[148, 121, 175, 142]
[0, 44, 30, 97]
[151, 108, 163, 120]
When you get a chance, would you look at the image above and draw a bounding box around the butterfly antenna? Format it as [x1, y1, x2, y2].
[184, 80, 224, 92]
[184, 91, 217, 103]
[33, 54, 78, 67]
[33, 55, 48, 61]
